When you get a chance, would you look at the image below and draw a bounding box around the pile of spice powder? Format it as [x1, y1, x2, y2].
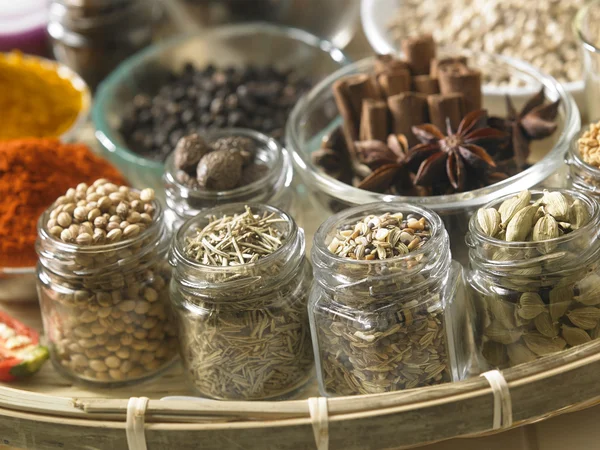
[0, 139, 127, 268]
[0, 52, 83, 140]
[184, 206, 287, 265]
[577, 121, 600, 168]
[327, 212, 431, 260]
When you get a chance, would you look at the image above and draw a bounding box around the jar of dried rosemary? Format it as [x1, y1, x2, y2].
[163, 129, 295, 233]
[466, 189, 600, 370]
[36, 180, 178, 386]
[169, 203, 313, 400]
[309, 203, 468, 397]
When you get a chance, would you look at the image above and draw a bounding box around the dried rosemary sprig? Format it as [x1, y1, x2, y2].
[184, 205, 287, 266]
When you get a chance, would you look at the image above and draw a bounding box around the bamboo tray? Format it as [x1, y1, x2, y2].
[3, 260, 600, 450]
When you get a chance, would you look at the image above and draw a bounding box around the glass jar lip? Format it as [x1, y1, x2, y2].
[468, 188, 599, 248]
[172, 202, 298, 271]
[312, 201, 445, 266]
[286, 53, 579, 213]
[163, 128, 284, 200]
[37, 197, 164, 254]
[574, 0, 600, 55]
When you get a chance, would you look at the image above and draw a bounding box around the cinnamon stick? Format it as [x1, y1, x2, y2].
[374, 54, 410, 75]
[387, 92, 429, 147]
[377, 70, 412, 97]
[413, 75, 440, 95]
[430, 56, 468, 78]
[401, 34, 436, 76]
[346, 74, 378, 119]
[359, 99, 389, 141]
[427, 93, 465, 132]
[438, 64, 482, 113]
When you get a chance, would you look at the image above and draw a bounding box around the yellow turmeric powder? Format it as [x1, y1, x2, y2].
[0, 52, 84, 140]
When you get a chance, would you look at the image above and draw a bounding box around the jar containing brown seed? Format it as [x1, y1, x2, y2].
[309, 202, 470, 397]
[466, 189, 600, 370]
[169, 203, 314, 400]
[567, 124, 600, 196]
[163, 129, 295, 233]
[36, 180, 178, 386]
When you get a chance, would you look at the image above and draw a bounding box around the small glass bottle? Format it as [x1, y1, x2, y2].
[309, 202, 469, 397]
[169, 203, 313, 400]
[36, 193, 178, 386]
[163, 128, 295, 233]
[465, 189, 600, 370]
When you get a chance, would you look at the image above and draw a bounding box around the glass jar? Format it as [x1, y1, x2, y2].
[567, 127, 600, 196]
[36, 200, 178, 386]
[465, 189, 600, 371]
[169, 203, 314, 400]
[163, 128, 295, 234]
[48, 0, 159, 89]
[309, 202, 469, 397]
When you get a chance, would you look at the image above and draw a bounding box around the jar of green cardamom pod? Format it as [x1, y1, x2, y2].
[169, 203, 314, 400]
[465, 189, 600, 371]
[309, 202, 472, 397]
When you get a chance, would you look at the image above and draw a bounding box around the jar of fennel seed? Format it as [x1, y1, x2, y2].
[163, 128, 295, 233]
[36, 181, 178, 386]
[466, 189, 600, 371]
[309, 203, 470, 397]
[169, 203, 313, 400]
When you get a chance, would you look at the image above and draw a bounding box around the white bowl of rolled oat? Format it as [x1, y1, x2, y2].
[361, 0, 585, 108]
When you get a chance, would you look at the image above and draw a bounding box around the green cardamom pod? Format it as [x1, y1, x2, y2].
[561, 324, 592, 347]
[591, 323, 600, 340]
[477, 208, 501, 237]
[541, 190, 570, 221]
[523, 333, 566, 356]
[549, 286, 573, 321]
[507, 342, 538, 366]
[566, 307, 600, 330]
[570, 199, 590, 230]
[482, 341, 508, 367]
[505, 205, 538, 241]
[484, 321, 522, 345]
[532, 214, 559, 241]
[488, 295, 515, 329]
[534, 311, 559, 337]
[575, 273, 600, 305]
[517, 292, 546, 319]
[499, 190, 531, 227]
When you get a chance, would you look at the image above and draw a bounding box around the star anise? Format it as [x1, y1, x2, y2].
[355, 134, 410, 192]
[490, 87, 560, 169]
[408, 109, 507, 192]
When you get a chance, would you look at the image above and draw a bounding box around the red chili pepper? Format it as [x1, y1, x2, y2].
[0, 311, 49, 382]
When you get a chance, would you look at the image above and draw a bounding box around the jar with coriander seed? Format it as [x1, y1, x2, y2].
[36, 180, 178, 386]
[309, 203, 471, 397]
[466, 189, 600, 371]
[163, 129, 295, 234]
[169, 203, 314, 400]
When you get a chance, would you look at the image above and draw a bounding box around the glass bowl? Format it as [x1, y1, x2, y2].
[92, 23, 349, 195]
[286, 55, 580, 264]
[360, 0, 586, 109]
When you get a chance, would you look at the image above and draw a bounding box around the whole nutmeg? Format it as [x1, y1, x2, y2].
[241, 163, 270, 185]
[211, 136, 256, 166]
[197, 149, 244, 190]
[174, 134, 211, 172]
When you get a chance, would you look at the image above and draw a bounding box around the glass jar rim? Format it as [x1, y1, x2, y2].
[171, 202, 299, 272]
[37, 196, 164, 254]
[312, 201, 446, 266]
[467, 188, 599, 248]
[574, 0, 600, 54]
[163, 128, 284, 201]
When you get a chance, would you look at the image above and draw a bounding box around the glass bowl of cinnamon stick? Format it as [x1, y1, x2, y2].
[286, 35, 580, 263]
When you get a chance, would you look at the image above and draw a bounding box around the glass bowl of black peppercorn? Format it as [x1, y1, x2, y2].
[92, 22, 350, 196]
